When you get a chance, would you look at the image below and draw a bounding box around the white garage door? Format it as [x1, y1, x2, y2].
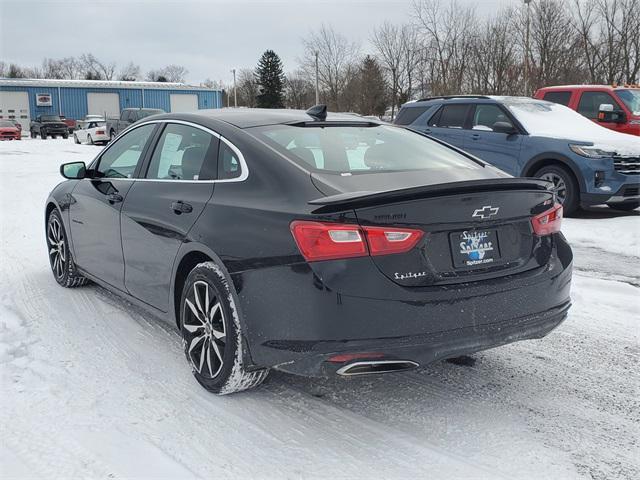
[87, 93, 120, 118]
[170, 94, 198, 113]
[0, 91, 30, 132]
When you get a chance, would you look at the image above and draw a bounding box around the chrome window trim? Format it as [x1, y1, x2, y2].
[90, 119, 249, 183]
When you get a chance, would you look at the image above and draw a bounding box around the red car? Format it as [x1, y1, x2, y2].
[534, 85, 640, 136]
[0, 120, 21, 140]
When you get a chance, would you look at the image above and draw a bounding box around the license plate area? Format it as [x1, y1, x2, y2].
[450, 229, 501, 269]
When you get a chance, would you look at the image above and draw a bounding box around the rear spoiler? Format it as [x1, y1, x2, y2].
[309, 178, 552, 213]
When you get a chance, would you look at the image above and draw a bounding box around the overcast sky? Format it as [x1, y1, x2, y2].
[1, 0, 511, 85]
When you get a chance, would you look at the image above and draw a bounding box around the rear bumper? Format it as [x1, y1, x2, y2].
[234, 234, 573, 376]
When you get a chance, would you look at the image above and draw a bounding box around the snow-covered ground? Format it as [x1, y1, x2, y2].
[1, 138, 638, 479]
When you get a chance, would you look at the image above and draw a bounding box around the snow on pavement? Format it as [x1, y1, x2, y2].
[1, 138, 638, 479]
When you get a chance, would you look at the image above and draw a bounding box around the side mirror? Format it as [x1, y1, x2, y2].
[598, 104, 626, 124]
[492, 121, 517, 135]
[60, 161, 86, 179]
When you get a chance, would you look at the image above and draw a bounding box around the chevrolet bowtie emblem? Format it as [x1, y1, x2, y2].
[472, 206, 500, 219]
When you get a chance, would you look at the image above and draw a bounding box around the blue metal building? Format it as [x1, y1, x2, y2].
[0, 78, 223, 130]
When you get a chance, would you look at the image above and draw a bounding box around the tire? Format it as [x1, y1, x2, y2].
[534, 164, 580, 215]
[179, 261, 268, 394]
[62, 133, 69, 139]
[607, 202, 639, 212]
[46, 209, 89, 288]
[88, 134, 94, 145]
[40, 129, 47, 139]
[74, 134, 80, 144]
[109, 130, 116, 142]
[30, 130, 37, 139]
[51, 134, 57, 139]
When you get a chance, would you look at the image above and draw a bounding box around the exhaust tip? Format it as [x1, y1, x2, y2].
[336, 360, 419, 376]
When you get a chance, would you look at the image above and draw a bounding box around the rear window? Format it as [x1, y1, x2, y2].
[394, 106, 430, 126]
[542, 91, 572, 106]
[251, 124, 482, 174]
[428, 104, 470, 128]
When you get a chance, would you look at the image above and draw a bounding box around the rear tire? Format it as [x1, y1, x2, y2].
[534, 164, 579, 215]
[109, 130, 116, 142]
[74, 134, 80, 144]
[62, 133, 69, 139]
[179, 261, 268, 395]
[30, 130, 37, 139]
[607, 202, 639, 212]
[46, 209, 89, 288]
[88, 134, 94, 145]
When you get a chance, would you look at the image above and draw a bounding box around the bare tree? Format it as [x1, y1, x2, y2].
[118, 62, 141, 81]
[285, 70, 316, 109]
[300, 25, 360, 110]
[161, 64, 188, 83]
[79, 53, 116, 80]
[236, 68, 258, 107]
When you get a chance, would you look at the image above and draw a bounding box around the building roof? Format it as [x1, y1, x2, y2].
[0, 78, 221, 92]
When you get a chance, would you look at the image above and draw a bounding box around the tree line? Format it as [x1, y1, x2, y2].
[2, 0, 638, 116]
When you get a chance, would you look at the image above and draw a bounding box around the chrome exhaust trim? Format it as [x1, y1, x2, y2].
[336, 360, 419, 377]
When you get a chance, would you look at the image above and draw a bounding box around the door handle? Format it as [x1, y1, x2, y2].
[471, 133, 481, 140]
[424, 128, 432, 134]
[171, 201, 193, 214]
[106, 193, 123, 203]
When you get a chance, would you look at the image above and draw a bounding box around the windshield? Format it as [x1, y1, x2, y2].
[251, 124, 482, 174]
[0, 121, 16, 128]
[617, 89, 640, 115]
[42, 115, 62, 122]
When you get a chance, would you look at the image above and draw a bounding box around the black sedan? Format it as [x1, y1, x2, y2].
[46, 106, 572, 394]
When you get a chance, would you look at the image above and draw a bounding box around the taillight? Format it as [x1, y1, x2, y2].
[96, 130, 105, 134]
[290, 220, 424, 262]
[362, 226, 424, 256]
[531, 204, 563, 235]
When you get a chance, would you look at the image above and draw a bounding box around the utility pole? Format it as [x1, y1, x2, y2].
[524, 0, 532, 96]
[231, 69, 237, 108]
[314, 51, 319, 105]
[391, 66, 397, 120]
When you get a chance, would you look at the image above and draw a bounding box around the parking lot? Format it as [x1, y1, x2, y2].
[1, 137, 638, 479]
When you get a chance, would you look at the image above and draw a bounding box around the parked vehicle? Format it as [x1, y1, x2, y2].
[30, 115, 69, 139]
[534, 85, 640, 136]
[60, 115, 77, 134]
[74, 120, 109, 145]
[395, 95, 640, 213]
[106, 108, 164, 141]
[47, 106, 572, 394]
[0, 120, 21, 140]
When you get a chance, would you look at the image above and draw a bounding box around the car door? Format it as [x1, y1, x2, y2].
[423, 103, 470, 149]
[68, 123, 157, 290]
[120, 122, 220, 312]
[462, 104, 523, 175]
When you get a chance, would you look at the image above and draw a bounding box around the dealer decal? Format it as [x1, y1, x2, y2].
[459, 230, 494, 266]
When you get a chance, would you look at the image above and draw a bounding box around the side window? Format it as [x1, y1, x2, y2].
[146, 123, 218, 180]
[472, 105, 514, 131]
[218, 142, 242, 180]
[577, 92, 621, 119]
[543, 91, 572, 106]
[429, 104, 469, 129]
[96, 124, 155, 178]
[394, 107, 429, 126]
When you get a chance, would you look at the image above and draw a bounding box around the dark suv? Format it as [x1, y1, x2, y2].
[30, 115, 69, 139]
[395, 96, 640, 213]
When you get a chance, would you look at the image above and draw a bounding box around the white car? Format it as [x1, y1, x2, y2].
[74, 120, 109, 145]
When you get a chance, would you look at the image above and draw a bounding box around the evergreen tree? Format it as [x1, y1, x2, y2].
[255, 50, 286, 108]
[357, 56, 387, 116]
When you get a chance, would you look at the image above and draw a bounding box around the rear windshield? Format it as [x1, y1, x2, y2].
[251, 124, 482, 174]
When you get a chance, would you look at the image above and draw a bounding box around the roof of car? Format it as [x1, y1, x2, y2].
[151, 108, 380, 129]
[402, 95, 537, 108]
[537, 84, 640, 91]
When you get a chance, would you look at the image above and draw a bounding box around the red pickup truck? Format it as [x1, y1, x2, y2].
[534, 85, 640, 136]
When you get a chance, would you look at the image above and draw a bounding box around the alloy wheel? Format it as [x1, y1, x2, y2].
[47, 217, 66, 279]
[540, 172, 567, 204]
[183, 280, 227, 379]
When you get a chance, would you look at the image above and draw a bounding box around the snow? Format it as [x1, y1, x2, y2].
[500, 97, 640, 156]
[1, 138, 639, 479]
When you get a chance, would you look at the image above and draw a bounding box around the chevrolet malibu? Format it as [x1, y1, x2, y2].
[45, 106, 572, 394]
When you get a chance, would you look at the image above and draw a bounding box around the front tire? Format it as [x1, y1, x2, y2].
[535, 164, 579, 215]
[180, 262, 268, 394]
[88, 134, 94, 145]
[109, 130, 116, 142]
[40, 129, 47, 139]
[46, 209, 89, 288]
[30, 130, 37, 139]
[74, 134, 80, 144]
[62, 133, 69, 139]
